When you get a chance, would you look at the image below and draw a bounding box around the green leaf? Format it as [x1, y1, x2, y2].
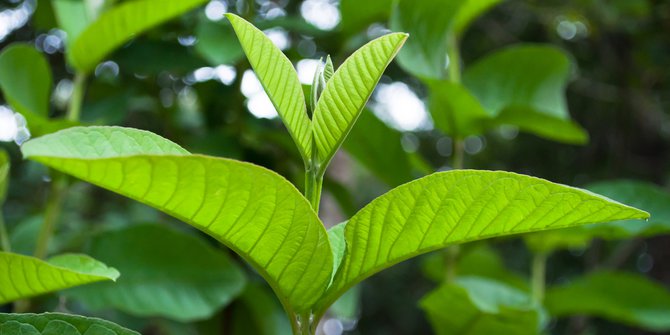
[427, 80, 490, 138]
[525, 180, 670, 253]
[545, 271, 670, 331]
[328, 222, 347, 284]
[343, 110, 413, 186]
[0, 43, 52, 118]
[463, 45, 588, 144]
[65, 224, 246, 322]
[421, 277, 542, 335]
[68, 0, 208, 73]
[0, 149, 8, 204]
[316, 170, 648, 311]
[0, 252, 119, 304]
[226, 13, 312, 163]
[390, 0, 501, 79]
[0, 313, 139, 335]
[312, 33, 408, 170]
[21, 126, 333, 313]
[194, 19, 244, 66]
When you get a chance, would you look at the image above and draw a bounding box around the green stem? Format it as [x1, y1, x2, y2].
[67, 73, 87, 122]
[445, 244, 460, 283]
[452, 139, 464, 170]
[531, 252, 547, 303]
[304, 167, 324, 213]
[34, 175, 66, 259]
[0, 211, 10, 252]
[446, 32, 461, 83]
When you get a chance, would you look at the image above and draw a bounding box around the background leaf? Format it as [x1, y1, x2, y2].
[0, 43, 51, 118]
[318, 170, 648, 311]
[545, 271, 670, 331]
[339, 0, 391, 34]
[462, 45, 588, 144]
[22, 126, 333, 313]
[65, 224, 246, 322]
[68, 0, 208, 73]
[421, 276, 541, 335]
[0, 313, 139, 335]
[195, 19, 245, 66]
[312, 32, 407, 170]
[226, 13, 312, 162]
[0, 252, 118, 303]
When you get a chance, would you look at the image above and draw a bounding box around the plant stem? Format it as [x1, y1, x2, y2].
[446, 32, 461, 83]
[304, 166, 323, 213]
[0, 211, 10, 252]
[452, 139, 464, 170]
[67, 72, 87, 122]
[445, 244, 460, 283]
[531, 252, 547, 303]
[34, 175, 66, 259]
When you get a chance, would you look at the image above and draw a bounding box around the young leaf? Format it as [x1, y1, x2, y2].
[65, 224, 246, 322]
[316, 170, 648, 311]
[21, 126, 333, 313]
[463, 45, 588, 144]
[0, 312, 139, 335]
[226, 13, 312, 162]
[68, 0, 208, 73]
[545, 271, 670, 331]
[312, 33, 408, 170]
[421, 277, 542, 335]
[0, 44, 51, 118]
[52, 0, 96, 42]
[390, 0, 501, 79]
[0, 252, 119, 304]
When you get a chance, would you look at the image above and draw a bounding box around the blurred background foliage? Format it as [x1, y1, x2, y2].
[0, 0, 669, 334]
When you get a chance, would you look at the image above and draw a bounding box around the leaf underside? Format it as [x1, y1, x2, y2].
[317, 170, 648, 310]
[226, 13, 312, 162]
[0, 252, 118, 304]
[0, 313, 139, 335]
[312, 32, 408, 169]
[21, 126, 332, 313]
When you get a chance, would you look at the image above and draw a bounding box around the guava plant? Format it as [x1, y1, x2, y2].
[0, 13, 649, 335]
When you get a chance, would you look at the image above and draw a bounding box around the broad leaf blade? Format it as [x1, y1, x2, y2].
[66, 224, 246, 322]
[463, 45, 588, 144]
[0, 44, 51, 118]
[68, 0, 208, 73]
[52, 0, 96, 42]
[0, 252, 119, 304]
[427, 80, 490, 138]
[0, 313, 139, 335]
[339, 0, 391, 34]
[317, 170, 648, 310]
[545, 271, 670, 331]
[226, 14, 312, 162]
[195, 19, 244, 66]
[421, 277, 541, 335]
[312, 33, 407, 169]
[21, 126, 332, 313]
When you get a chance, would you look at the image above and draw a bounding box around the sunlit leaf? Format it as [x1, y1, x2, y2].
[545, 271, 670, 331]
[421, 277, 542, 335]
[463, 45, 588, 144]
[0, 252, 118, 304]
[21, 126, 333, 313]
[0, 312, 139, 335]
[390, 0, 501, 79]
[316, 170, 648, 311]
[312, 33, 407, 170]
[343, 111, 413, 186]
[525, 180, 670, 253]
[226, 13, 312, 162]
[68, 0, 208, 73]
[65, 224, 246, 322]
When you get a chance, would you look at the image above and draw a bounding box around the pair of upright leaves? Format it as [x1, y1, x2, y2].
[390, 0, 587, 144]
[226, 13, 408, 170]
